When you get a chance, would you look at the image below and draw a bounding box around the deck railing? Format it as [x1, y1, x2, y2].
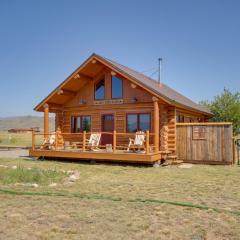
[31, 131, 156, 154]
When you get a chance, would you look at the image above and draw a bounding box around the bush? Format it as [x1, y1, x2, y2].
[200, 89, 240, 135]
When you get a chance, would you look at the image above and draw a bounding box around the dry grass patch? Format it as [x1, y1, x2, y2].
[0, 131, 42, 147]
[0, 158, 240, 239]
[0, 194, 239, 240]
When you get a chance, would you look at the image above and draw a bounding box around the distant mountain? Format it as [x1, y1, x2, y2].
[0, 116, 55, 131]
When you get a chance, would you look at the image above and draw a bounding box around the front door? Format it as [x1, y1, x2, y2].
[101, 114, 114, 145]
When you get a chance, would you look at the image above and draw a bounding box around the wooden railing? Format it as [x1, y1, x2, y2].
[31, 131, 156, 154]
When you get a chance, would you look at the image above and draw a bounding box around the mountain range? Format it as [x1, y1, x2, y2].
[0, 116, 55, 131]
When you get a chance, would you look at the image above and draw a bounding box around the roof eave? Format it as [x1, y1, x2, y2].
[34, 53, 98, 112]
[172, 102, 213, 116]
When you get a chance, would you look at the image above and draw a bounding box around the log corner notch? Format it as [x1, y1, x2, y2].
[152, 96, 159, 152]
[167, 106, 177, 152]
[43, 103, 49, 138]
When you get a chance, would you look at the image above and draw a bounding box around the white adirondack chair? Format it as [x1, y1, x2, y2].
[86, 133, 101, 151]
[42, 134, 56, 150]
[127, 131, 145, 152]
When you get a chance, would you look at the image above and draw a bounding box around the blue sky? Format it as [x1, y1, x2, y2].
[0, 0, 239, 117]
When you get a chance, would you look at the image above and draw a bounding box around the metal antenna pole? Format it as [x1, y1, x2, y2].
[158, 58, 162, 85]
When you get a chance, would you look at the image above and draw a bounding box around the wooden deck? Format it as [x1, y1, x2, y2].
[29, 130, 164, 164]
[29, 149, 162, 164]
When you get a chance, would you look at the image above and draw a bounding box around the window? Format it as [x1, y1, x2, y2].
[127, 114, 138, 132]
[71, 116, 91, 133]
[176, 114, 185, 123]
[82, 116, 91, 132]
[139, 114, 151, 132]
[111, 76, 123, 98]
[192, 126, 207, 140]
[127, 113, 151, 132]
[95, 79, 105, 100]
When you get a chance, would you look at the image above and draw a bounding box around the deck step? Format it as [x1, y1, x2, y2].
[162, 154, 182, 165]
[167, 155, 177, 159]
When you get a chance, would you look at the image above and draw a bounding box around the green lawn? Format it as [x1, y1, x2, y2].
[0, 158, 240, 239]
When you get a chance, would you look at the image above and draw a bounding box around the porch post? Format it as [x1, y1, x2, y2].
[44, 103, 49, 138]
[153, 97, 159, 152]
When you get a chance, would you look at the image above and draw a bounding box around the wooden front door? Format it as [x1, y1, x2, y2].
[101, 114, 114, 145]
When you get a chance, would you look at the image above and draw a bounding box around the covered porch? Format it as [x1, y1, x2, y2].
[29, 99, 173, 164]
[29, 130, 168, 164]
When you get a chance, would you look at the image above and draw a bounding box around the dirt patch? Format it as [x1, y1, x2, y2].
[0, 149, 29, 159]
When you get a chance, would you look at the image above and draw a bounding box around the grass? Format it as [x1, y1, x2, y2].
[0, 165, 66, 185]
[0, 131, 42, 147]
[0, 158, 240, 239]
[1, 188, 240, 216]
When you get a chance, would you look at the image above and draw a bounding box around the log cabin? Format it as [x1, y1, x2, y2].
[29, 53, 213, 164]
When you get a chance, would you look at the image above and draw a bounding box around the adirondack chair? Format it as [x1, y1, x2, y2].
[127, 131, 145, 152]
[41, 134, 56, 150]
[86, 133, 101, 151]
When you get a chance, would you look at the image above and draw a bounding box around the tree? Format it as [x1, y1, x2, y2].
[200, 88, 240, 135]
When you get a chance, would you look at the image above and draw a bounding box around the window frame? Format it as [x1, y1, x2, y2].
[71, 115, 91, 133]
[111, 75, 123, 99]
[192, 126, 207, 140]
[126, 113, 151, 133]
[176, 114, 185, 123]
[94, 78, 105, 100]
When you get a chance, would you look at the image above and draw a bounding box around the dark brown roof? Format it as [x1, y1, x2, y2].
[96, 54, 211, 115]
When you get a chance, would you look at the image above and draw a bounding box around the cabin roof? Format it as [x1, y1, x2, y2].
[99, 55, 211, 115]
[34, 53, 212, 115]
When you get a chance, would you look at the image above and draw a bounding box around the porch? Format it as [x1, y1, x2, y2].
[29, 96, 171, 164]
[29, 131, 169, 164]
[29, 149, 162, 163]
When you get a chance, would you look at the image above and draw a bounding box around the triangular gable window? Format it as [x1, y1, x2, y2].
[95, 79, 105, 100]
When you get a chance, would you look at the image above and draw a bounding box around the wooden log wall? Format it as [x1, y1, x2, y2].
[176, 123, 233, 164]
[167, 106, 176, 151]
[159, 105, 168, 151]
[53, 103, 157, 147]
[91, 112, 101, 132]
[55, 111, 63, 130]
[176, 109, 206, 123]
[115, 111, 127, 145]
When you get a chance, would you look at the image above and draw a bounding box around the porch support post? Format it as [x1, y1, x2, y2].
[146, 131, 150, 154]
[44, 103, 49, 138]
[113, 130, 116, 153]
[83, 131, 86, 152]
[32, 130, 35, 150]
[153, 97, 159, 152]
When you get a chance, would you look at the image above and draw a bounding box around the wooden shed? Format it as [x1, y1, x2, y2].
[29, 53, 232, 164]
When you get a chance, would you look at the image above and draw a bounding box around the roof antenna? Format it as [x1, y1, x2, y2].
[158, 58, 162, 86]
